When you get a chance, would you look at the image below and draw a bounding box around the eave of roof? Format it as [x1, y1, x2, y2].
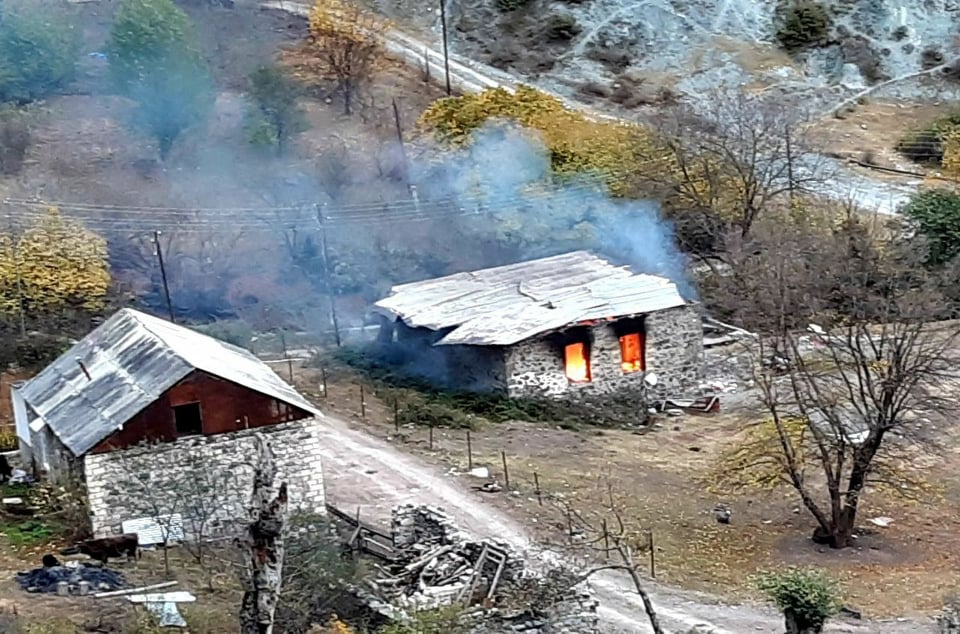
[373, 251, 688, 346]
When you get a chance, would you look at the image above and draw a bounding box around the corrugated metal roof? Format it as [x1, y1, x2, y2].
[373, 251, 688, 346]
[18, 309, 321, 457]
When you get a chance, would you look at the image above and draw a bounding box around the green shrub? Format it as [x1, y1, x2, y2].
[900, 188, 960, 266]
[896, 111, 960, 165]
[193, 319, 254, 349]
[0, 107, 30, 175]
[0, 11, 79, 104]
[776, 1, 832, 52]
[14, 333, 72, 369]
[496, 0, 532, 11]
[543, 14, 581, 41]
[754, 568, 840, 634]
[398, 398, 479, 430]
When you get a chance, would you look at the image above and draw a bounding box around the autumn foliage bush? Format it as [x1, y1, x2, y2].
[0, 208, 111, 317]
[417, 86, 669, 195]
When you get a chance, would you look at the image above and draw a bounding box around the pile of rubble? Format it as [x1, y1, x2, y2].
[362, 505, 599, 634]
[16, 563, 125, 595]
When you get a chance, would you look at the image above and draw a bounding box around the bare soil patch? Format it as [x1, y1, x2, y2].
[301, 362, 960, 619]
[806, 100, 951, 178]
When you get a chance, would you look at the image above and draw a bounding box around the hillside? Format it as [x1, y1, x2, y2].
[378, 0, 960, 108]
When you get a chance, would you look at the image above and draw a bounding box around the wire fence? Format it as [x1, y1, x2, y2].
[300, 357, 661, 575]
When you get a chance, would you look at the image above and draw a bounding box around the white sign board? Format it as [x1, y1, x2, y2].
[122, 514, 185, 545]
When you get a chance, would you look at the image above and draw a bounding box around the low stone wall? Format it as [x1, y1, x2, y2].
[84, 419, 326, 538]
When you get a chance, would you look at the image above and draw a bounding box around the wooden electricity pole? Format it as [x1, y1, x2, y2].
[314, 204, 342, 347]
[154, 230, 175, 323]
[8, 220, 26, 336]
[439, 0, 452, 95]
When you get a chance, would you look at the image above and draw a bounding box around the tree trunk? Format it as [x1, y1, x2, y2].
[239, 434, 289, 634]
[785, 608, 824, 633]
[343, 79, 352, 116]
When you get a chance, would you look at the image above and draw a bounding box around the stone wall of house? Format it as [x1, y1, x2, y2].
[83, 419, 326, 538]
[504, 304, 703, 401]
[644, 304, 705, 399]
[32, 426, 82, 484]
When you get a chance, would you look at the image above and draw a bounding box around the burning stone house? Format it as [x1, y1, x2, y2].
[10, 308, 326, 537]
[373, 251, 703, 400]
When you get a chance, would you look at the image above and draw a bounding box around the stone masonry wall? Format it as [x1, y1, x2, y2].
[84, 419, 326, 538]
[504, 304, 703, 401]
[644, 304, 705, 399]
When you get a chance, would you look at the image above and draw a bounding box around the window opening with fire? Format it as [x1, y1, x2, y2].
[564, 342, 591, 382]
[620, 332, 645, 373]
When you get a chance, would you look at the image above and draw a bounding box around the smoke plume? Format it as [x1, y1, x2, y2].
[413, 123, 694, 298]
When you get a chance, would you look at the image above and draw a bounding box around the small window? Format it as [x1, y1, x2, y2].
[564, 342, 591, 383]
[620, 333, 645, 373]
[173, 402, 203, 437]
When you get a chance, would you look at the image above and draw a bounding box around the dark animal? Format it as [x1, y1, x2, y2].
[41, 554, 60, 568]
[0, 454, 11, 482]
[62, 534, 140, 565]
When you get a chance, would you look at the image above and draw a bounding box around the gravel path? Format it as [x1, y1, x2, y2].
[313, 413, 932, 633]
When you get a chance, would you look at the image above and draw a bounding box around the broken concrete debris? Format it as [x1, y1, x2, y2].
[16, 563, 125, 594]
[368, 505, 599, 633]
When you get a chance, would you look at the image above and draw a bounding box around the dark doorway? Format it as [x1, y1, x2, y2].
[173, 402, 203, 437]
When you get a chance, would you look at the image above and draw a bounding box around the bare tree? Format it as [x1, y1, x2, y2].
[308, 0, 389, 115]
[649, 88, 831, 240]
[553, 497, 663, 634]
[711, 214, 959, 548]
[109, 443, 249, 578]
[238, 433, 289, 634]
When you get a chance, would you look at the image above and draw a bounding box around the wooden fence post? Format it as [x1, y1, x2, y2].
[360, 384, 366, 419]
[648, 529, 656, 578]
[602, 518, 609, 560]
[500, 450, 510, 489]
[394, 398, 400, 433]
[429, 424, 434, 450]
[534, 472, 542, 506]
[320, 367, 327, 398]
[466, 430, 473, 470]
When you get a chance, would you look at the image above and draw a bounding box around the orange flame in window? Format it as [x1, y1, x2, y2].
[620, 333, 644, 373]
[564, 342, 590, 382]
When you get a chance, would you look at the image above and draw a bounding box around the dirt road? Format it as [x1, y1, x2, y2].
[313, 413, 931, 633]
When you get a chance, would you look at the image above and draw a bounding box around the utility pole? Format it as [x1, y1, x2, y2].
[785, 125, 795, 203]
[9, 220, 26, 336]
[153, 230, 175, 323]
[391, 97, 413, 192]
[439, 0, 452, 96]
[314, 204, 342, 347]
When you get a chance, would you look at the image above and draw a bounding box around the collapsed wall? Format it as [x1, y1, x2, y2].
[372, 505, 600, 634]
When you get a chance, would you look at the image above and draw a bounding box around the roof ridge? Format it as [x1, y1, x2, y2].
[124, 309, 195, 370]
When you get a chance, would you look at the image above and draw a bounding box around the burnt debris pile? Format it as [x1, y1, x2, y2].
[361, 505, 600, 633]
[16, 563, 126, 594]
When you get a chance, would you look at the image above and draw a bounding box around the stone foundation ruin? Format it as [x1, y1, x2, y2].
[362, 504, 600, 634]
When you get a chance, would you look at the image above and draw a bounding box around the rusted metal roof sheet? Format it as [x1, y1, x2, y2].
[373, 251, 688, 346]
[18, 309, 321, 457]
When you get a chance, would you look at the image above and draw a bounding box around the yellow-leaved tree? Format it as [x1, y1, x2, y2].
[417, 86, 673, 197]
[0, 208, 111, 318]
[940, 126, 960, 185]
[308, 0, 390, 116]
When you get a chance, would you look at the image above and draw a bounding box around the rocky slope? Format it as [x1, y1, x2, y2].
[383, 0, 960, 108]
